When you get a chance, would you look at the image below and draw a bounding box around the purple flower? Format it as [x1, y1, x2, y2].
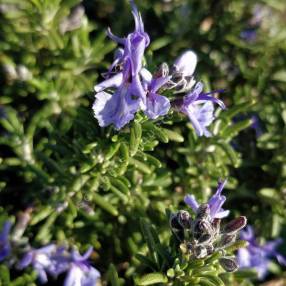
[0, 221, 12, 261]
[18, 244, 61, 283]
[179, 82, 225, 137]
[64, 247, 100, 286]
[93, 63, 140, 130]
[93, 0, 150, 130]
[140, 68, 170, 119]
[169, 50, 225, 137]
[237, 226, 286, 279]
[184, 179, 229, 219]
[18, 245, 100, 285]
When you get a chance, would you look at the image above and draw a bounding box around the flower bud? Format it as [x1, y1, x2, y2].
[223, 216, 247, 235]
[219, 257, 238, 272]
[177, 210, 192, 229]
[173, 50, 197, 77]
[219, 233, 237, 248]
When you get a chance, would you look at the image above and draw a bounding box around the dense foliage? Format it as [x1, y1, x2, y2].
[0, 0, 285, 285]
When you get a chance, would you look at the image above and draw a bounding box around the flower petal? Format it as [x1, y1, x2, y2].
[215, 210, 230, 219]
[197, 94, 226, 109]
[107, 27, 125, 45]
[240, 226, 255, 242]
[128, 33, 146, 75]
[94, 73, 123, 93]
[182, 105, 204, 136]
[81, 267, 101, 286]
[18, 252, 34, 269]
[184, 194, 199, 213]
[208, 179, 229, 218]
[276, 254, 286, 266]
[194, 101, 215, 127]
[140, 68, 152, 85]
[184, 82, 204, 104]
[130, 74, 147, 109]
[150, 76, 171, 93]
[130, 0, 144, 33]
[64, 266, 83, 286]
[237, 248, 252, 268]
[144, 93, 170, 119]
[93, 91, 117, 128]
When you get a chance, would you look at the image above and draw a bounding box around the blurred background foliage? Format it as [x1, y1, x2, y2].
[0, 0, 285, 285]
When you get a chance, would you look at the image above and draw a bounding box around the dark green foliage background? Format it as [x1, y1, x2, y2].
[0, 0, 285, 285]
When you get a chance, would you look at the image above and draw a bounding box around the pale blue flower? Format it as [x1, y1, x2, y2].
[180, 82, 225, 137]
[18, 245, 100, 285]
[237, 226, 286, 279]
[140, 68, 171, 119]
[64, 247, 100, 286]
[184, 179, 229, 219]
[93, 1, 149, 129]
[18, 244, 60, 283]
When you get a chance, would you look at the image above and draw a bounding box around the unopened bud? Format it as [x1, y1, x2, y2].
[173, 50, 197, 77]
[177, 210, 192, 229]
[220, 233, 236, 248]
[223, 216, 247, 235]
[219, 257, 238, 272]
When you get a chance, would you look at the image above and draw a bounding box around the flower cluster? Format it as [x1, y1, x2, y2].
[237, 226, 286, 279]
[18, 245, 100, 285]
[170, 180, 247, 272]
[0, 221, 100, 286]
[93, 0, 225, 136]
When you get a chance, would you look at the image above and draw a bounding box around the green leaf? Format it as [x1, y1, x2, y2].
[224, 240, 249, 252]
[109, 177, 130, 195]
[0, 265, 10, 285]
[188, 259, 205, 268]
[105, 142, 121, 160]
[130, 158, 152, 174]
[259, 188, 280, 203]
[130, 121, 142, 156]
[149, 36, 171, 51]
[135, 273, 168, 285]
[118, 143, 129, 175]
[144, 154, 162, 168]
[35, 213, 58, 243]
[192, 265, 217, 276]
[107, 264, 120, 286]
[154, 126, 169, 143]
[163, 128, 184, 143]
[205, 252, 222, 264]
[110, 184, 128, 202]
[233, 269, 258, 280]
[30, 206, 53, 225]
[220, 101, 255, 121]
[154, 243, 173, 267]
[221, 119, 253, 139]
[198, 277, 217, 286]
[203, 275, 225, 286]
[93, 193, 118, 216]
[140, 219, 159, 267]
[215, 141, 240, 167]
[135, 254, 158, 271]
